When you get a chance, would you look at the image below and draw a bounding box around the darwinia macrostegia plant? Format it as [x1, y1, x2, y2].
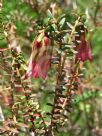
[25, 10, 92, 135]
[0, 1, 93, 135]
[46, 16, 82, 135]
[0, 2, 39, 134]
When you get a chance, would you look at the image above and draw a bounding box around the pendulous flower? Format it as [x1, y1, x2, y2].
[25, 32, 51, 79]
[75, 25, 92, 62]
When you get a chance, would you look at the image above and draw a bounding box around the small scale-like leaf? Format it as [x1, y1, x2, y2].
[57, 94, 66, 98]
[53, 111, 61, 115]
[55, 105, 62, 110]
[67, 22, 73, 29]
[47, 9, 53, 19]
[46, 112, 52, 116]
[47, 103, 54, 107]
[59, 18, 66, 27]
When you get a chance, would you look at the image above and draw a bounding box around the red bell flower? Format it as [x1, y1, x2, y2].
[75, 30, 92, 62]
[25, 32, 51, 79]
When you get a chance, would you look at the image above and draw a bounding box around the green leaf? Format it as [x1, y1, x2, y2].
[47, 9, 53, 19]
[59, 18, 66, 27]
